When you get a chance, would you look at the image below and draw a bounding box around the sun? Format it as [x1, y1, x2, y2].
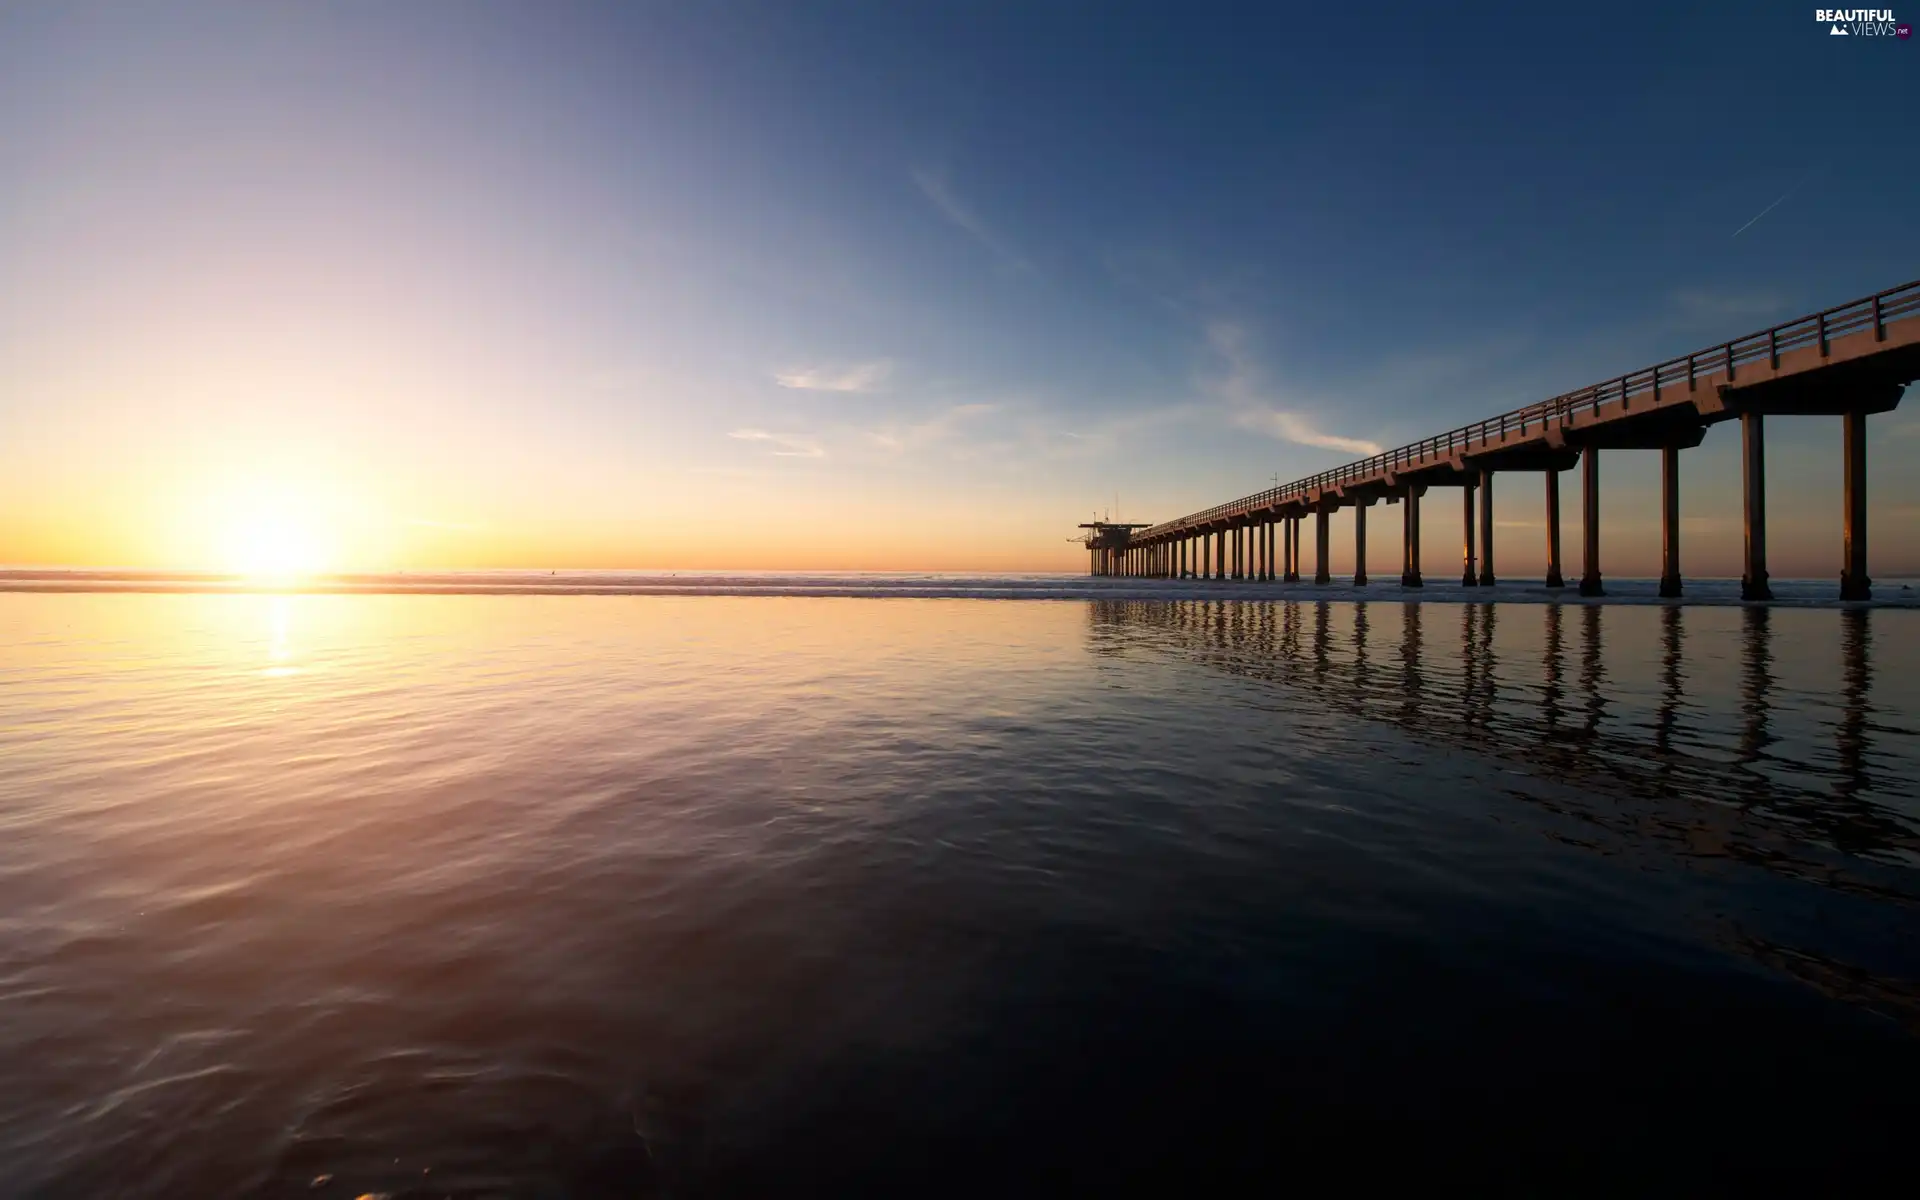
[223, 507, 334, 580]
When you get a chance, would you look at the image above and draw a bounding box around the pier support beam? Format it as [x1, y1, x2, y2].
[1215, 530, 1225, 581]
[1461, 483, 1478, 587]
[1842, 410, 1870, 601]
[1579, 450, 1603, 597]
[1741, 412, 1772, 602]
[1354, 500, 1370, 586]
[1283, 519, 1297, 582]
[1266, 521, 1276, 582]
[1477, 470, 1496, 587]
[1659, 446, 1681, 598]
[1401, 486, 1423, 587]
[1314, 507, 1331, 585]
[1544, 470, 1564, 589]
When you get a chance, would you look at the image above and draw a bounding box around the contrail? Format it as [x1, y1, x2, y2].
[1731, 166, 1822, 239]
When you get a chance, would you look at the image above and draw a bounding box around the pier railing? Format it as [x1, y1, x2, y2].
[1141, 280, 1920, 538]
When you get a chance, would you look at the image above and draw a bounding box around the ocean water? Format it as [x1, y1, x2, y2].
[1, 589, 1916, 1196]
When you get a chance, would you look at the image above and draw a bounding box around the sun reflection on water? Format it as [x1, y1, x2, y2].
[262, 595, 299, 677]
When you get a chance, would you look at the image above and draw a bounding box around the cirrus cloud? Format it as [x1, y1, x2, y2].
[774, 360, 893, 393]
[729, 428, 826, 458]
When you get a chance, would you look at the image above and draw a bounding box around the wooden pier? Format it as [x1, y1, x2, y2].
[1084, 281, 1920, 600]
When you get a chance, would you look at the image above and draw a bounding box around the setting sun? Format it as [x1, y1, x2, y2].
[222, 506, 334, 579]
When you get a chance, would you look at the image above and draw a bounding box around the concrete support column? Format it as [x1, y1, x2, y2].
[1401, 486, 1424, 587]
[1842, 410, 1870, 601]
[1545, 470, 1564, 588]
[1659, 446, 1681, 598]
[1461, 483, 1478, 587]
[1354, 502, 1369, 586]
[1741, 412, 1772, 602]
[1282, 519, 1295, 582]
[1477, 470, 1496, 587]
[1314, 507, 1331, 585]
[1292, 517, 1303, 581]
[1579, 450, 1603, 597]
[1267, 522, 1276, 583]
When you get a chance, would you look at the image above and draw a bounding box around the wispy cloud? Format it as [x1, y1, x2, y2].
[406, 516, 483, 532]
[1672, 287, 1788, 325]
[1204, 322, 1384, 456]
[911, 167, 1030, 274]
[728, 428, 826, 458]
[864, 402, 1000, 454]
[774, 360, 893, 393]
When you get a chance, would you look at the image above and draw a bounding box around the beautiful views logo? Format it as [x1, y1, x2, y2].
[1815, 8, 1909, 34]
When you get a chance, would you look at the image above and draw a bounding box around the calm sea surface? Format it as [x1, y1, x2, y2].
[2, 590, 1917, 1196]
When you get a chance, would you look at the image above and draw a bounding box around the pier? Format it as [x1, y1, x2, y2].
[1084, 281, 1919, 601]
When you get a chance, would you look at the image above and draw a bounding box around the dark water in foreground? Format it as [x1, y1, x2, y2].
[2, 594, 1916, 1196]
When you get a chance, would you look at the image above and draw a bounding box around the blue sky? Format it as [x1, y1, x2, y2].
[2, 1, 1916, 573]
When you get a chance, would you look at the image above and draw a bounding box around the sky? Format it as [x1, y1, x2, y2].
[2, 0, 1917, 577]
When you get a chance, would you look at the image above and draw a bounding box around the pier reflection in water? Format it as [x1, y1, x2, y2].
[1087, 600, 1919, 892]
